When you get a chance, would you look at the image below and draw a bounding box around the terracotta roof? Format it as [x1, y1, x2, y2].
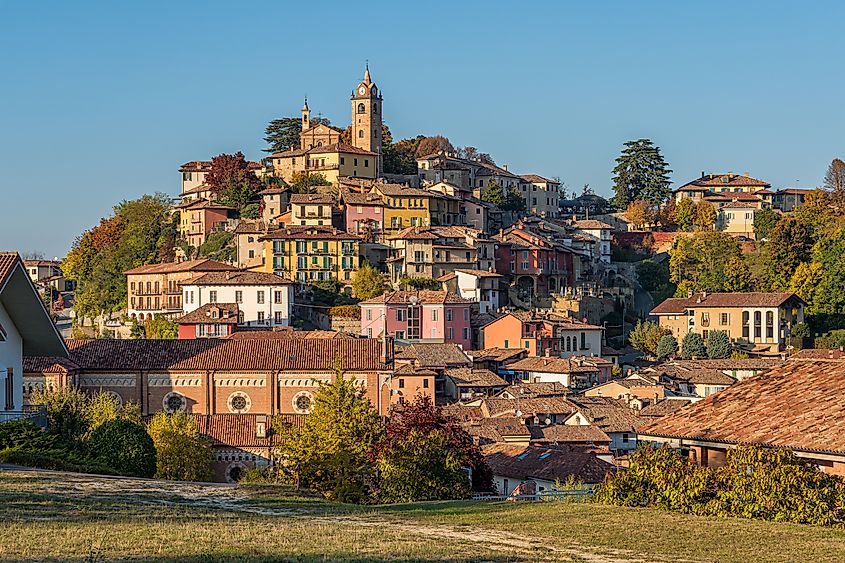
[175, 199, 237, 211]
[651, 292, 799, 314]
[638, 399, 691, 418]
[508, 356, 609, 374]
[568, 396, 642, 433]
[227, 329, 354, 340]
[342, 192, 384, 206]
[272, 142, 376, 158]
[124, 259, 237, 276]
[482, 443, 614, 484]
[179, 161, 211, 172]
[601, 345, 622, 356]
[23, 356, 81, 374]
[638, 360, 845, 455]
[529, 424, 611, 444]
[720, 201, 759, 209]
[454, 269, 503, 278]
[657, 358, 783, 371]
[493, 310, 604, 331]
[500, 382, 570, 398]
[521, 174, 557, 184]
[789, 349, 845, 360]
[394, 343, 471, 369]
[290, 193, 334, 205]
[677, 173, 770, 190]
[0, 253, 21, 290]
[570, 220, 612, 230]
[359, 290, 474, 305]
[387, 227, 439, 240]
[175, 303, 240, 325]
[258, 185, 289, 196]
[260, 226, 361, 241]
[483, 396, 576, 418]
[394, 363, 438, 376]
[373, 184, 435, 197]
[677, 369, 736, 386]
[777, 188, 813, 195]
[233, 220, 267, 234]
[436, 272, 456, 283]
[190, 414, 305, 448]
[184, 271, 293, 286]
[57, 339, 390, 372]
[441, 403, 483, 422]
[468, 348, 528, 363]
[445, 367, 508, 388]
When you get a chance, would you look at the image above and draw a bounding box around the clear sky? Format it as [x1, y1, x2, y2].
[2, 1, 843, 258]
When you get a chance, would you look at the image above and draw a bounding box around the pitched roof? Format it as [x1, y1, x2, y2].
[529, 424, 611, 444]
[568, 396, 643, 433]
[483, 396, 576, 418]
[638, 360, 845, 455]
[175, 303, 240, 325]
[226, 329, 354, 340]
[0, 253, 19, 289]
[55, 339, 389, 372]
[454, 269, 503, 278]
[651, 292, 799, 314]
[233, 220, 267, 234]
[373, 184, 435, 197]
[124, 259, 237, 275]
[500, 382, 570, 398]
[394, 343, 471, 368]
[445, 367, 508, 388]
[677, 173, 770, 190]
[508, 356, 610, 374]
[271, 142, 376, 158]
[638, 399, 691, 418]
[388, 227, 440, 240]
[184, 271, 293, 286]
[290, 193, 334, 205]
[482, 443, 614, 484]
[359, 290, 474, 305]
[789, 349, 845, 360]
[468, 348, 528, 363]
[570, 220, 612, 230]
[23, 356, 81, 374]
[677, 369, 736, 386]
[260, 226, 361, 241]
[467, 416, 532, 442]
[520, 174, 557, 184]
[342, 192, 384, 206]
[190, 414, 305, 448]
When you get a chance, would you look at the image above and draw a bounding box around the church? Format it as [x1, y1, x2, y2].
[269, 66, 384, 184]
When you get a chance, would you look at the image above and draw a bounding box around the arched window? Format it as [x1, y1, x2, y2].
[358, 129, 364, 138]
[766, 311, 774, 339]
[357, 103, 365, 114]
[373, 103, 378, 114]
[754, 311, 762, 340]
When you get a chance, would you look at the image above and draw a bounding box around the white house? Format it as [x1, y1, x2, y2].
[569, 220, 613, 263]
[0, 253, 67, 421]
[181, 271, 294, 328]
[452, 269, 503, 314]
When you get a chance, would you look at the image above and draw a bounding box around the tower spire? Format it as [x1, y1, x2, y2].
[363, 60, 371, 84]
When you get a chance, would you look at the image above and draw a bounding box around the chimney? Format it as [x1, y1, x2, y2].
[255, 415, 267, 439]
[503, 164, 508, 171]
[701, 171, 705, 178]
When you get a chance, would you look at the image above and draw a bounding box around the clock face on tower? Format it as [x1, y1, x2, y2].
[358, 86, 366, 96]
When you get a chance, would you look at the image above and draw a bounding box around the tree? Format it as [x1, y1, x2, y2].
[289, 171, 331, 194]
[636, 260, 669, 293]
[205, 152, 262, 212]
[669, 231, 744, 293]
[629, 320, 670, 357]
[680, 332, 706, 359]
[502, 185, 526, 212]
[86, 390, 141, 434]
[672, 197, 696, 231]
[723, 256, 752, 292]
[197, 231, 235, 262]
[399, 277, 442, 290]
[352, 261, 385, 300]
[706, 330, 732, 359]
[415, 135, 455, 158]
[382, 125, 418, 175]
[765, 217, 814, 290]
[693, 200, 716, 230]
[625, 200, 653, 230]
[87, 419, 156, 478]
[275, 364, 384, 502]
[753, 207, 781, 241]
[655, 334, 678, 360]
[147, 412, 214, 482]
[30, 387, 90, 444]
[480, 179, 505, 207]
[793, 189, 833, 238]
[611, 139, 672, 208]
[144, 315, 178, 339]
[264, 117, 302, 153]
[788, 261, 824, 313]
[824, 158, 845, 209]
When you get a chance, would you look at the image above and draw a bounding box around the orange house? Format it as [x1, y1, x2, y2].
[481, 311, 605, 358]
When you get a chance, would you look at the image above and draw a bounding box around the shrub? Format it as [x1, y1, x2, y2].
[30, 387, 90, 443]
[0, 448, 117, 476]
[629, 320, 670, 357]
[680, 332, 706, 359]
[328, 305, 361, 319]
[791, 322, 811, 339]
[87, 419, 156, 478]
[0, 420, 59, 451]
[399, 277, 441, 290]
[706, 330, 731, 359]
[655, 334, 678, 360]
[147, 412, 214, 482]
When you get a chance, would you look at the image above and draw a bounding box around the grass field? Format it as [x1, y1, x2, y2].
[1, 468, 844, 562]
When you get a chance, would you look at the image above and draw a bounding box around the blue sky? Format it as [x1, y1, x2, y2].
[2, 1, 843, 258]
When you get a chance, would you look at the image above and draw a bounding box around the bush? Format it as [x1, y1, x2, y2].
[0, 420, 59, 451]
[0, 448, 117, 476]
[399, 277, 441, 290]
[680, 332, 706, 359]
[31, 387, 90, 443]
[655, 334, 678, 360]
[328, 305, 361, 319]
[87, 419, 156, 478]
[706, 330, 731, 359]
[147, 412, 214, 482]
[791, 322, 811, 339]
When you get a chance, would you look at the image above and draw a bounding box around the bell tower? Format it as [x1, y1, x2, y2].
[351, 64, 383, 176]
[301, 97, 310, 132]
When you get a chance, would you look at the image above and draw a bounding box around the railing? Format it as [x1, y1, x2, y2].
[472, 489, 593, 502]
[0, 405, 47, 428]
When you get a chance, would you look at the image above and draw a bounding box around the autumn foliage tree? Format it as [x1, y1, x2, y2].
[625, 200, 653, 230]
[205, 152, 262, 211]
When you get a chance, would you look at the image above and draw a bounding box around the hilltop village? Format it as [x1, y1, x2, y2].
[4, 66, 845, 496]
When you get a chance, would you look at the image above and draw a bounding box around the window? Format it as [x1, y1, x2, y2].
[358, 130, 364, 138]
[742, 311, 750, 339]
[431, 309, 438, 321]
[235, 290, 243, 303]
[292, 391, 313, 414]
[525, 341, 530, 349]
[504, 339, 509, 348]
[754, 311, 762, 340]
[423, 378, 429, 388]
[720, 312, 729, 325]
[228, 392, 250, 413]
[366, 309, 372, 321]
[396, 309, 406, 321]
[447, 327, 453, 339]
[446, 308, 453, 321]
[395, 330, 405, 339]
[398, 378, 405, 389]
[163, 392, 186, 414]
[622, 433, 630, 444]
[274, 311, 283, 323]
[340, 157, 345, 165]
[257, 291, 265, 304]
[463, 327, 470, 340]
[248, 250, 255, 259]
[766, 310, 774, 339]
[464, 308, 469, 320]
[580, 332, 586, 350]
[130, 281, 136, 292]
[274, 290, 283, 304]
[357, 102, 365, 113]
[209, 291, 217, 303]
[258, 311, 265, 322]
[5, 367, 13, 409]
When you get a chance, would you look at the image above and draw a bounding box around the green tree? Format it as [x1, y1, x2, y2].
[289, 171, 331, 194]
[86, 390, 141, 434]
[480, 179, 505, 207]
[30, 387, 90, 444]
[197, 231, 235, 262]
[629, 320, 670, 357]
[706, 330, 732, 359]
[693, 200, 716, 230]
[723, 256, 752, 292]
[351, 261, 385, 300]
[611, 139, 673, 208]
[144, 315, 178, 339]
[87, 419, 156, 478]
[793, 189, 833, 238]
[147, 412, 214, 482]
[502, 185, 526, 212]
[655, 334, 679, 360]
[753, 207, 780, 241]
[381, 125, 419, 175]
[636, 260, 669, 292]
[788, 261, 824, 313]
[680, 332, 706, 359]
[672, 197, 696, 231]
[765, 217, 814, 290]
[264, 117, 302, 153]
[275, 363, 384, 503]
[205, 152, 262, 212]
[669, 231, 744, 293]
[825, 158, 845, 210]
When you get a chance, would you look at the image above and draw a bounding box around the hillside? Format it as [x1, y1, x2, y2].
[1, 468, 844, 562]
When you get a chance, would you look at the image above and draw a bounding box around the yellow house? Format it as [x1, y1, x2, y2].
[717, 202, 758, 239]
[269, 142, 378, 185]
[260, 226, 361, 283]
[370, 184, 435, 237]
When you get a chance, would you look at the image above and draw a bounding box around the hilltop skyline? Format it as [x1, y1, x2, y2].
[2, 0, 844, 257]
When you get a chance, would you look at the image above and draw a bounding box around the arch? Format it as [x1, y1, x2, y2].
[226, 462, 248, 483]
[228, 391, 251, 413]
[357, 102, 365, 114]
[358, 129, 364, 138]
[162, 391, 186, 414]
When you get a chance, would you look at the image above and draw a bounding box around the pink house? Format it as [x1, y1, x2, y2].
[359, 290, 474, 349]
[343, 192, 385, 242]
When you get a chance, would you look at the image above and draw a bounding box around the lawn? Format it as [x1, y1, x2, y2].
[1, 469, 844, 562]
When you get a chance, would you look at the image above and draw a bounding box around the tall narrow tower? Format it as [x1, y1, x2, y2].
[351, 64, 383, 176]
[301, 98, 311, 132]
